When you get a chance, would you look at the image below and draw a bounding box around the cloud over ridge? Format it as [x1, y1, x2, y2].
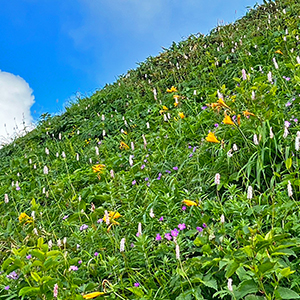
[0, 70, 35, 144]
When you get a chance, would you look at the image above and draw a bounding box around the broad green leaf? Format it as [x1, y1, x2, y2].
[276, 287, 300, 299]
[19, 287, 40, 297]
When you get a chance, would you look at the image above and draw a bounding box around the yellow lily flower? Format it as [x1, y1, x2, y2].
[182, 199, 198, 207]
[275, 50, 283, 55]
[83, 292, 105, 299]
[92, 164, 106, 173]
[167, 86, 177, 93]
[243, 110, 255, 117]
[237, 114, 241, 126]
[174, 102, 179, 107]
[217, 98, 230, 109]
[103, 211, 122, 223]
[162, 106, 168, 111]
[178, 112, 185, 119]
[119, 141, 129, 150]
[222, 115, 235, 125]
[205, 132, 220, 143]
[19, 213, 33, 224]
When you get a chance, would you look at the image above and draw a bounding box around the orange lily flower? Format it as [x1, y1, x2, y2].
[237, 114, 241, 126]
[83, 292, 105, 299]
[178, 112, 185, 119]
[182, 199, 198, 207]
[243, 110, 255, 117]
[223, 115, 235, 125]
[206, 132, 220, 143]
[119, 141, 130, 150]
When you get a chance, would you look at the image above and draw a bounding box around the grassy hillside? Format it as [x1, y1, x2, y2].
[1, 0, 300, 299]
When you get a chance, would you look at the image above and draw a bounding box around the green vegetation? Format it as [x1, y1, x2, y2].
[1, 0, 300, 298]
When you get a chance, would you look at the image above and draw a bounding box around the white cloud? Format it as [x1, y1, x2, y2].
[0, 70, 35, 145]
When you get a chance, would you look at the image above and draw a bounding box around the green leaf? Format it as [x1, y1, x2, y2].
[19, 287, 40, 297]
[281, 267, 295, 277]
[235, 280, 258, 300]
[276, 287, 300, 299]
[31, 249, 45, 261]
[31, 271, 41, 283]
[225, 261, 239, 278]
[127, 287, 144, 297]
[285, 157, 292, 170]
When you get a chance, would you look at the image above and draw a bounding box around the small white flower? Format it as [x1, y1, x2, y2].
[288, 181, 293, 197]
[131, 142, 135, 151]
[103, 129, 106, 137]
[57, 239, 62, 247]
[153, 88, 157, 100]
[4, 194, 9, 203]
[220, 214, 225, 224]
[43, 166, 49, 175]
[59, 133, 62, 140]
[76, 153, 79, 161]
[227, 149, 233, 158]
[146, 122, 150, 129]
[283, 126, 289, 138]
[48, 240, 53, 249]
[105, 210, 110, 225]
[297, 56, 300, 64]
[149, 208, 155, 218]
[267, 71, 273, 83]
[53, 283, 58, 298]
[33, 228, 39, 236]
[137, 223, 142, 237]
[232, 144, 238, 151]
[247, 186, 253, 200]
[129, 155, 134, 166]
[101, 114, 105, 121]
[63, 237, 67, 245]
[242, 69, 247, 80]
[296, 132, 300, 151]
[228, 278, 233, 291]
[270, 127, 274, 139]
[251, 90, 255, 100]
[110, 169, 115, 178]
[253, 134, 259, 145]
[120, 238, 125, 252]
[272, 57, 279, 69]
[45, 147, 49, 155]
[175, 244, 180, 260]
[61, 151, 66, 158]
[214, 173, 221, 185]
[95, 146, 99, 156]
[31, 211, 35, 219]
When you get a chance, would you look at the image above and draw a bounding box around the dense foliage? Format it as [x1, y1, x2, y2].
[1, 0, 300, 299]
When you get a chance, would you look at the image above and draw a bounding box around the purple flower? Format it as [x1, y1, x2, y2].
[286, 101, 292, 107]
[159, 216, 164, 221]
[193, 146, 197, 152]
[97, 218, 103, 223]
[214, 123, 219, 127]
[158, 173, 162, 177]
[178, 223, 186, 230]
[26, 254, 32, 260]
[131, 243, 135, 248]
[94, 252, 99, 257]
[155, 234, 162, 241]
[69, 265, 78, 271]
[132, 180, 136, 185]
[7, 271, 19, 280]
[144, 159, 148, 163]
[189, 153, 193, 157]
[145, 177, 149, 181]
[294, 119, 298, 123]
[165, 233, 172, 241]
[78, 260, 82, 264]
[146, 183, 150, 187]
[285, 121, 291, 128]
[182, 206, 186, 211]
[4, 286, 9, 290]
[171, 229, 179, 237]
[80, 224, 88, 231]
[188, 145, 192, 149]
[165, 170, 171, 174]
[63, 215, 69, 220]
[141, 164, 145, 169]
[157, 176, 161, 180]
[202, 223, 207, 228]
[196, 227, 203, 232]
[173, 166, 178, 171]
[134, 282, 140, 287]
[201, 106, 207, 110]
[16, 186, 20, 191]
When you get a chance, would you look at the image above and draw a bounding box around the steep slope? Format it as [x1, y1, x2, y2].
[1, 0, 300, 299]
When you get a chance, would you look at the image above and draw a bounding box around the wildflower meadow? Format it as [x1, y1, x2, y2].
[1, 0, 300, 299]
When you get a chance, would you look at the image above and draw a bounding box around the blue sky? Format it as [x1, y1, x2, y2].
[0, 0, 262, 140]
